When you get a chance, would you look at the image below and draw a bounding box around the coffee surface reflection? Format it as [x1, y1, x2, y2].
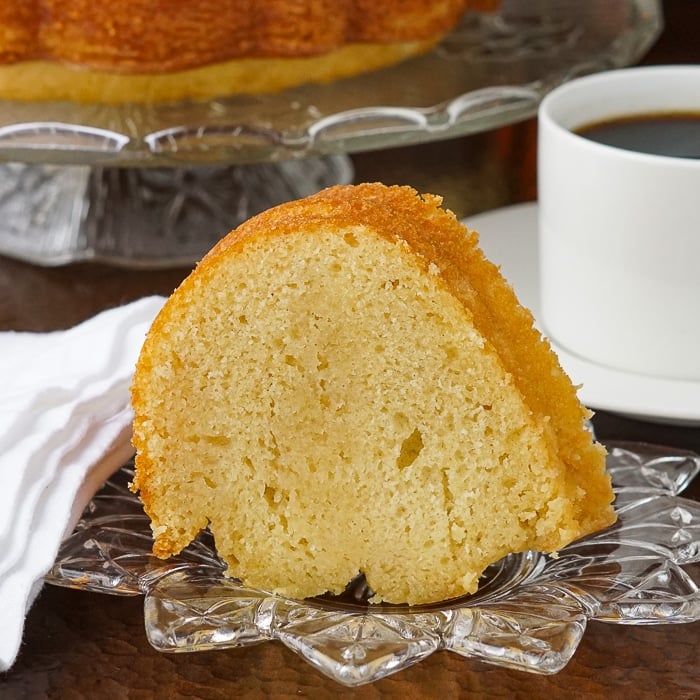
[576, 112, 700, 159]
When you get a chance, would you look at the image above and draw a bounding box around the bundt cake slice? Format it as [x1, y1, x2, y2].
[130, 183, 615, 605]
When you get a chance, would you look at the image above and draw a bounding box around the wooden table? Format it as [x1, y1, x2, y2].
[2, 3, 699, 697]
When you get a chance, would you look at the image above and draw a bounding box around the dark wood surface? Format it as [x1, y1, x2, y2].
[2, 3, 700, 697]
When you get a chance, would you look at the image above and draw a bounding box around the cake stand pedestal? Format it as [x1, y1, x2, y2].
[0, 158, 352, 267]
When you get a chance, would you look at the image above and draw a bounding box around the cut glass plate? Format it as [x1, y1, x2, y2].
[47, 442, 700, 687]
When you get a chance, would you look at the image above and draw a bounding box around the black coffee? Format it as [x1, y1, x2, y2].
[575, 112, 700, 159]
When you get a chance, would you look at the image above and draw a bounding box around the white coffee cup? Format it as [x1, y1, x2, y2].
[537, 65, 700, 381]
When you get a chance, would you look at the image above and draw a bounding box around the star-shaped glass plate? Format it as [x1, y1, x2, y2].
[47, 441, 700, 687]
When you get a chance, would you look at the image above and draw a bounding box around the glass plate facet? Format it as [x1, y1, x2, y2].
[47, 442, 700, 687]
[0, 0, 662, 167]
[0, 155, 353, 268]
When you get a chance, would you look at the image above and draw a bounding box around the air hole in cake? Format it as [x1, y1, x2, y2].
[203, 435, 231, 447]
[392, 411, 410, 432]
[284, 354, 300, 369]
[444, 345, 459, 361]
[269, 433, 281, 458]
[343, 232, 359, 248]
[169, 351, 184, 371]
[264, 487, 290, 530]
[441, 471, 455, 507]
[397, 428, 424, 469]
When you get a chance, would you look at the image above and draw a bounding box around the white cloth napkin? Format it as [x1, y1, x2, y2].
[0, 295, 165, 671]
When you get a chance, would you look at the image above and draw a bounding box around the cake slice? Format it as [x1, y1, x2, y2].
[130, 183, 615, 605]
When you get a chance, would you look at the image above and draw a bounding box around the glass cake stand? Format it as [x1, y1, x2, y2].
[0, 0, 662, 267]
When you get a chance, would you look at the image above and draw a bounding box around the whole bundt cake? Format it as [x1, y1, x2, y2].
[130, 182, 615, 605]
[0, 1, 482, 103]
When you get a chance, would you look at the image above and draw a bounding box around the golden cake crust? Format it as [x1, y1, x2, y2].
[0, 41, 437, 103]
[0, 1, 469, 71]
[0, 1, 477, 102]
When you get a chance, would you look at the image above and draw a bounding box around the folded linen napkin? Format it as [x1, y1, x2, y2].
[0, 295, 165, 672]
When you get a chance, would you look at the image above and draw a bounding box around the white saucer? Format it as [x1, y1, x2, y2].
[465, 202, 700, 427]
